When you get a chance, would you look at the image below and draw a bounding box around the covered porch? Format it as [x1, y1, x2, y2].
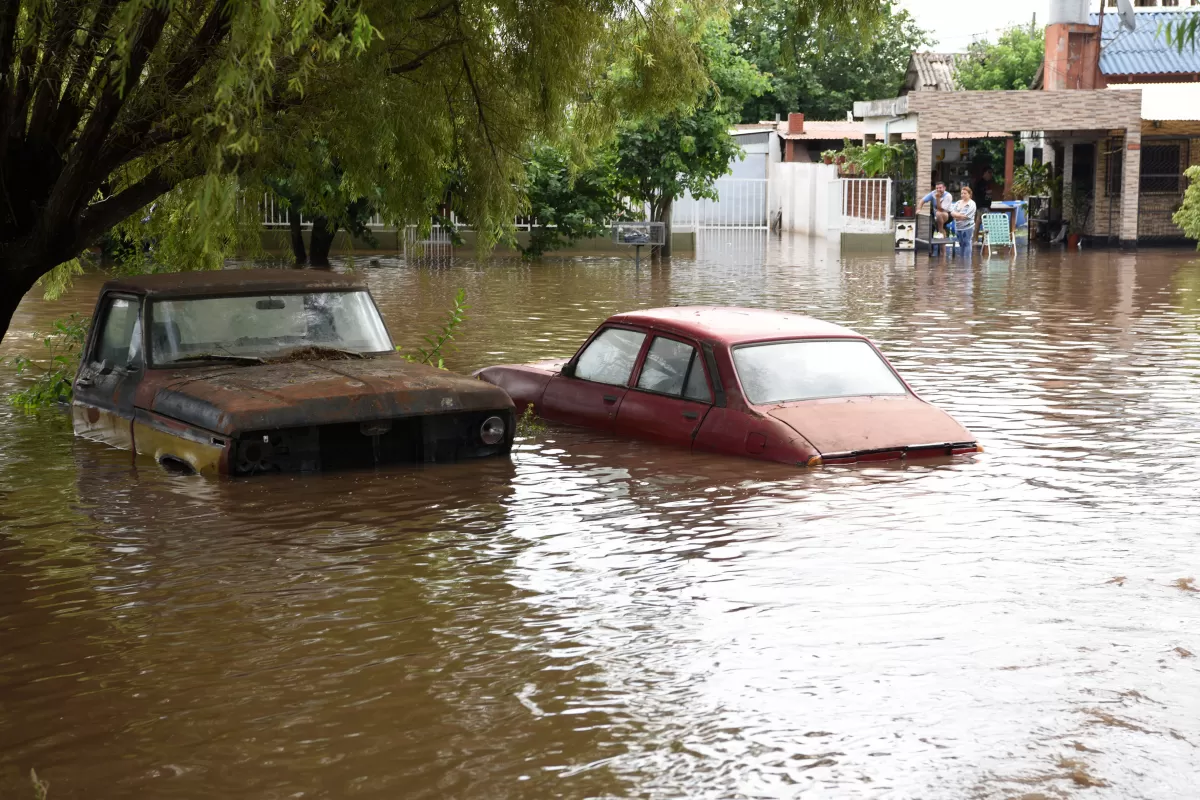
[857, 89, 1145, 246]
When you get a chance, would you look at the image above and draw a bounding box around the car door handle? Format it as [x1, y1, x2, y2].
[682, 411, 699, 420]
[76, 376, 93, 388]
[603, 394, 619, 403]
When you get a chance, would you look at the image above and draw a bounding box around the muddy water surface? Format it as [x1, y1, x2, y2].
[2, 236, 1200, 799]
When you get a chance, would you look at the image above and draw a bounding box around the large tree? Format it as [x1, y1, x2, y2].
[520, 143, 629, 258]
[0, 0, 714, 343]
[731, 0, 923, 123]
[614, 20, 768, 257]
[956, 25, 1044, 91]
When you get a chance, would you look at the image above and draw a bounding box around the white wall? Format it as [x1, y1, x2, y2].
[773, 162, 843, 237]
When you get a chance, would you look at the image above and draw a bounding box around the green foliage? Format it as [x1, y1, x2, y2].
[516, 403, 548, 439]
[0, 0, 723, 341]
[5, 315, 89, 410]
[856, 142, 912, 178]
[614, 19, 769, 225]
[957, 26, 1044, 91]
[31, 769, 49, 800]
[1012, 161, 1050, 198]
[400, 289, 468, 369]
[521, 144, 630, 257]
[732, 0, 927, 122]
[1063, 186, 1093, 236]
[1160, 13, 1200, 53]
[1174, 165, 1200, 248]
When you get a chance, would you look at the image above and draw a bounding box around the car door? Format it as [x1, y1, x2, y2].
[541, 326, 647, 431]
[73, 293, 145, 449]
[615, 334, 714, 446]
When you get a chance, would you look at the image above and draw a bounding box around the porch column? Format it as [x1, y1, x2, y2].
[916, 132, 933, 199]
[1003, 137, 1015, 200]
[1119, 127, 1141, 246]
[1062, 141, 1074, 192]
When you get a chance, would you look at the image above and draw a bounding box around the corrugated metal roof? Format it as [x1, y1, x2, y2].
[1093, 11, 1200, 76]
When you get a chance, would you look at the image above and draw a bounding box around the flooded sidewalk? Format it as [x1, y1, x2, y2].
[2, 235, 1200, 799]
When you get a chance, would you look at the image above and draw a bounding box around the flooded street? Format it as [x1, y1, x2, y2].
[3, 235, 1200, 798]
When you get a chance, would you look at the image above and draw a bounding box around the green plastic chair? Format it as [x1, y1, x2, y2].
[980, 212, 1014, 259]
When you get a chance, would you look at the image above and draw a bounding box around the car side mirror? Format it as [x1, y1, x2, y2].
[559, 362, 576, 379]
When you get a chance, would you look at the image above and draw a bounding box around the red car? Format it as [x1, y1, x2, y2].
[476, 307, 980, 466]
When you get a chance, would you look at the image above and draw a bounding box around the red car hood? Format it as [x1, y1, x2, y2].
[766, 396, 975, 456]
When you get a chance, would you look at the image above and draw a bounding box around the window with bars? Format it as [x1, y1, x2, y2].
[1106, 145, 1123, 196]
[1105, 142, 1187, 195]
[1141, 143, 1184, 194]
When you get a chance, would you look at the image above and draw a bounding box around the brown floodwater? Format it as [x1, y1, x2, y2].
[3, 235, 1200, 799]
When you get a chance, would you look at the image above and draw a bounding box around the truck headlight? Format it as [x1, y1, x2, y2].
[480, 416, 506, 445]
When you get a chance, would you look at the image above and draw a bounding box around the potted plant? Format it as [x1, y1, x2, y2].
[1062, 186, 1092, 249]
[1011, 162, 1049, 199]
[821, 149, 837, 165]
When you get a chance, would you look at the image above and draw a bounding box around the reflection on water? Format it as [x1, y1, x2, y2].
[3, 239, 1200, 799]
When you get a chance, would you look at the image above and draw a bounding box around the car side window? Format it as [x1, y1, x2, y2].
[574, 328, 646, 386]
[637, 336, 712, 403]
[93, 296, 143, 369]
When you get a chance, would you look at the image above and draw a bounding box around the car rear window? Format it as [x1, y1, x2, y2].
[732, 339, 907, 404]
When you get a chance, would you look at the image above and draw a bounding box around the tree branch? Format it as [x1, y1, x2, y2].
[416, 1, 456, 21]
[161, 2, 233, 96]
[3, 10, 42, 141]
[390, 37, 463, 74]
[27, 8, 88, 141]
[41, 5, 169, 235]
[0, 0, 20, 100]
[76, 167, 175, 246]
[50, 0, 123, 150]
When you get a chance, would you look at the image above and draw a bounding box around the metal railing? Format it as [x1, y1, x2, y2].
[838, 178, 893, 232]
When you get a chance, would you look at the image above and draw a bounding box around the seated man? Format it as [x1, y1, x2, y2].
[917, 181, 953, 237]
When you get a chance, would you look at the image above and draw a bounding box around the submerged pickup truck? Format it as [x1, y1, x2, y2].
[73, 270, 513, 476]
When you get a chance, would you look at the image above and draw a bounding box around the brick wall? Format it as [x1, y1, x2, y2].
[1091, 124, 1200, 240]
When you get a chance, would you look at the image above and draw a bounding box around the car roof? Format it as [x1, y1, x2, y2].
[605, 306, 863, 344]
[101, 269, 368, 298]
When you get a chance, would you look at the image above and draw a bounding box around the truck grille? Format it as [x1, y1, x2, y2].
[233, 410, 512, 475]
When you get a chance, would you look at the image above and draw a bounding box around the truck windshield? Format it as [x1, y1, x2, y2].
[732, 339, 907, 404]
[149, 291, 393, 366]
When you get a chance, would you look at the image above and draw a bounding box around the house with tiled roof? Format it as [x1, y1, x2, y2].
[900, 53, 962, 95]
[851, 1, 1200, 246]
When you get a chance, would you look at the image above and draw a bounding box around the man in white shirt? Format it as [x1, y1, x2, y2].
[917, 181, 953, 237]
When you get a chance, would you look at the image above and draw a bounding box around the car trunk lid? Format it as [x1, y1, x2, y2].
[766, 396, 977, 462]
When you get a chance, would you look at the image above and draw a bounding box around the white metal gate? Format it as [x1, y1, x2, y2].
[673, 178, 768, 231]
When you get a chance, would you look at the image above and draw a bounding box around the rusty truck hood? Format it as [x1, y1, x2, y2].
[765, 396, 974, 456]
[137, 355, 512, 435]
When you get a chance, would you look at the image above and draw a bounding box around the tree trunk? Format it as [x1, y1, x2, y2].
[308, 217, 336, 268]
[287, 206, 307, 266]
[0, 264, 43, 347]
[652, 196, 673, 259]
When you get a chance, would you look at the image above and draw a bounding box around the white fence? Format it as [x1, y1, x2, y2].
[838, 178, 893, 232]
[673, 178, 768, 231]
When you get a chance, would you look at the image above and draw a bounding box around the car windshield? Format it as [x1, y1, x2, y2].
[149, 291, 392, 366]
[732, 339, 907, 404]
